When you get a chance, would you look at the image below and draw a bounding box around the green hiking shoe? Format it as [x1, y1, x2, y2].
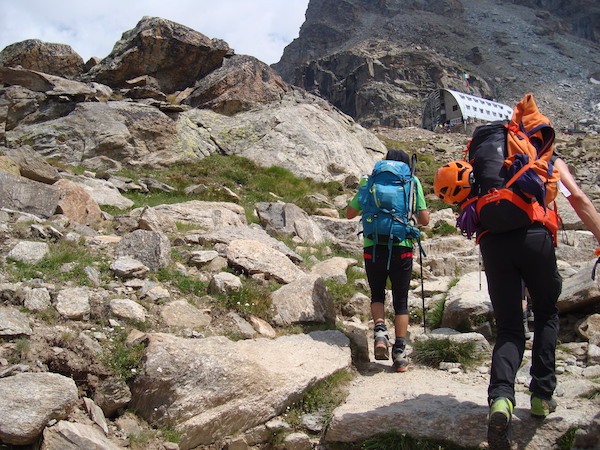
[488, 397, 513, 450]
[530, 395, 557, 418]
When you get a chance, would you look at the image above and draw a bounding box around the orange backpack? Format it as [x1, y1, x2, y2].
[457, 93, 561, 243]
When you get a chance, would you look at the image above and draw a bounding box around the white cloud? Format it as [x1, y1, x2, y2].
[0, 0, 309, 64]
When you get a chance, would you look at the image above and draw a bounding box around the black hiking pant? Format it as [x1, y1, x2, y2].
[364, 245, 413, 315]
[480, 224, 562, 407]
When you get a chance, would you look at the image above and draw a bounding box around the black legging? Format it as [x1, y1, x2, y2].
[364, 245, 413, 315]
[480, 225, 562, 406]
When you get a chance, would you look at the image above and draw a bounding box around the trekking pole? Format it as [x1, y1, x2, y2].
[419, 237, 426, 334]
[478, 247, 482, 291]
[409, 153, 426, 332]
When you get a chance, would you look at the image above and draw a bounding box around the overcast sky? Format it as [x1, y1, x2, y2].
[0, 0, 310, 65]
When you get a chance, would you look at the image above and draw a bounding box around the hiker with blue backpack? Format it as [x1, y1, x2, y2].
[346, 149, 429, 372]
[434, 93, 600, 450]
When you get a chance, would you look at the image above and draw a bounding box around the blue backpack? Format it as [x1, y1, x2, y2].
[358, 159, 420, 266]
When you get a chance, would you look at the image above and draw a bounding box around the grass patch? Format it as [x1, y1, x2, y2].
[284, 370, 353, 430]
[128, 430, 155, 449]
[355, 431, 478, 450]
[411, 338, 480, 369]
[427, 197, 457, 213]
[325, 269, 367, 315]
[213, 277, 278, 320]
[426, 298, 445, 330]
[115, 154, 343, 219]
[409, 305, 424, 326]
[11, 337, 31, 363]
[557, 427, 578, 450]
[161, 426, 181, 444]
[35, 308, 60, 325]
[155, 266, 207, 298]
[4, 239, 108, 286]
[102, 329, 147, 380]
[431, 220, 458, 236]
[422, 277, 457, 330]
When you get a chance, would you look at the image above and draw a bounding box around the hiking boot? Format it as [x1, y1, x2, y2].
[373, 329, 390, 360]
[392, 345, 408, 372]
[530, 395, 557, 418]
[487, 397, 513, 450]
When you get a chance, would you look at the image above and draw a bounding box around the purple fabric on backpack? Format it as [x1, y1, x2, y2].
[506, 153, 547, 207]
[456, 201, 479, 240]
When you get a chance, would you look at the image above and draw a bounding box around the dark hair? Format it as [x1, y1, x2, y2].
[385, 149, 410, 164]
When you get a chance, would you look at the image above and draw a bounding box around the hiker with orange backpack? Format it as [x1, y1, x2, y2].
[436, 138, 600, 448]
[433, 94, 590, 449]
[346, 149, 430, 372]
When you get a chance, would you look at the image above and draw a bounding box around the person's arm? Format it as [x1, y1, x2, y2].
[555, 157, 600, 244]
[345, 176, 367, 220]
[414, 177, 430, 226]
[346, 205, 360, 219]
[417, 209, 430, 226]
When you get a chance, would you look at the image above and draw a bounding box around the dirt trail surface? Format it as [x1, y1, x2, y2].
[325, 324, 600, 449]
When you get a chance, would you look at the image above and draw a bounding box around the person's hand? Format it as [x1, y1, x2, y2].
[593, 248, 600, 280]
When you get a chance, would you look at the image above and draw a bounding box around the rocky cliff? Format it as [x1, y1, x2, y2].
[273, 0, 600, 130]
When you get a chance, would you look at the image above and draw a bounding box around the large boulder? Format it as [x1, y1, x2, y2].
[0, 373, 78, 445]
[184, 54, 288, 114]
[83, 16, 232, 93]
[129, 331, 351, 449]
[186, 90, 385, 182]
[5, 101, 202, 168]
[0, 172, 60, 217]
[0, 84, 76, 132]
[4, 146, 61, 184]
[0, 39, 84, 79]
[3, 83, 384, 181]
[54, 179, 103, 226]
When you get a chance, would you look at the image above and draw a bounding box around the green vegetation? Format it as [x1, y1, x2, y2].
[376, 139, 434, 188]
[155, 266, 207, 298]
[35, 307, 60, 325]
[330, 431, 478, 450]
[583, 387, 600, 400]
[430, 220, 458, 236]
[425, 298, 445, 330]
[325, 268, 368, 315]
[557, 427, 578, 450]
[411, 338, 481, 369]
[114, 154, 344, 219]
[284, 370, 353, 430]
[128, 430, 154, 449]
[213, 277, 279, 320]
[102, 329, 147, 380]
[428, 197, 455, 213]
[13, 337, 31, 362]
[4, 239, 109, 286]
[422, 277, 458, 329]
[161, 427, 181, 444]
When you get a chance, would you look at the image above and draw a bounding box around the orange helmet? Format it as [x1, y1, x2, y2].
[434, 160, 473, 205]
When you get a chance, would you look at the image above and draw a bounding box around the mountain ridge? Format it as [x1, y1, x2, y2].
[273, 0, 600, 130]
